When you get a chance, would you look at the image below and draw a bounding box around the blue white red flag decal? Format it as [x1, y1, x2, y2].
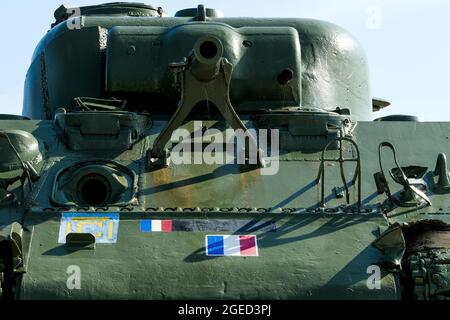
[140, 220, 172, 233]
[205, 235, 258, 256]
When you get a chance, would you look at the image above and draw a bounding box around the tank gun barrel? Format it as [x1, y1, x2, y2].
[189, 36, 224, 82]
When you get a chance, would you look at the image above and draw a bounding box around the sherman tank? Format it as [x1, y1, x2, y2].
[1, 2, 449, 300]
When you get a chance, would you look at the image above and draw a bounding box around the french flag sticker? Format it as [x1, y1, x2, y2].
[140, 220, 172, 233]
[206, 235, 258, 257]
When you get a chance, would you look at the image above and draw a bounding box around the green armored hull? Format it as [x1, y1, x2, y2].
[0, 3, 449, 300]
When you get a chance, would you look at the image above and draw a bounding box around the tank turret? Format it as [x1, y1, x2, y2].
[23, 4, 371, 121]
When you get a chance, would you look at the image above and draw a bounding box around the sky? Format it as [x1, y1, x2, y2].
[0, 0, 449, 120]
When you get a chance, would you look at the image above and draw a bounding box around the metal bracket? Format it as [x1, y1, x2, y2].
[372, 223, 406, 271]
[55, 111, 152, 151]
[375, 142, 431, 207]
[150, 37, 264, 167]
[316, 136, 361, 207]
[66, 233, 96, 250]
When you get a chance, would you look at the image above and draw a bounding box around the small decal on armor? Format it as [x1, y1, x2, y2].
[140, 220, 172, 232]
[140, 219, 276, 233]
[205, 235, 258, 256]
[58, 213, 120, 244]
